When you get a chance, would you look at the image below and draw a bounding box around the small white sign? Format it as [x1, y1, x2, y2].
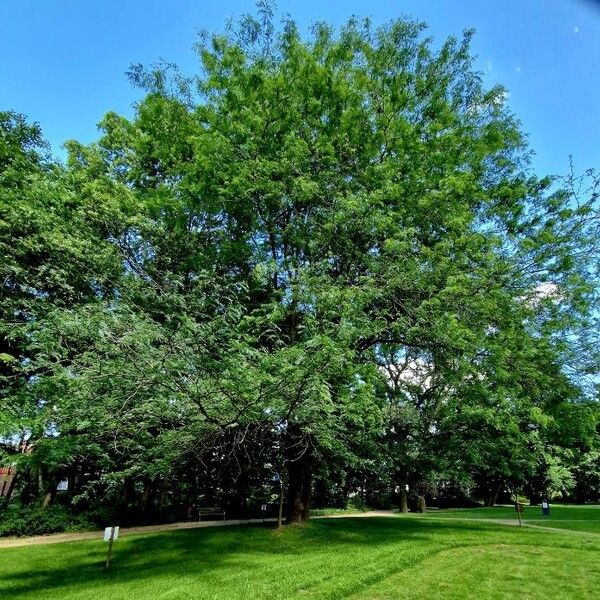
[56, 480, 69, 491]
[261, 504, 267, 511]
[104, 526, 119, 541]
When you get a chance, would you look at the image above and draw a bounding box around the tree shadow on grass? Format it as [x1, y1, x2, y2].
[0, 517, 555, 597]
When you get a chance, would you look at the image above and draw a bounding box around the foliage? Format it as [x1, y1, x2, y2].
[0, 505, 94, 537]
[0, 3, 599, 528]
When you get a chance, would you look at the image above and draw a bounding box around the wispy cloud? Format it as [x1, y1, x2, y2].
[574, 25, 580, 33]
[515, 66, 522, 73]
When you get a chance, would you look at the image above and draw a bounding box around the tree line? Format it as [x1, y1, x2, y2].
[1, 7, 599, 530]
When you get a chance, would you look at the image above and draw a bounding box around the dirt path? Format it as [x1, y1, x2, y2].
[0, 517, 280, 549]
[421, 516, 519, 527]
[521, 523, 600, 536]
[314, 510, 396, 519]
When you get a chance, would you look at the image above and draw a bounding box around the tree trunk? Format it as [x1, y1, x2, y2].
[232, 470, 249, 518]
[42, 490, 53, 508]
[488, 482, 502, 507]
[277, 478, 285, 529]
[158, 479, 167, 513]
[140, 481, 154, 520]
[1, 471, 18, 507]
[399, 488, 408, 513]
[286, 455, 312, 524]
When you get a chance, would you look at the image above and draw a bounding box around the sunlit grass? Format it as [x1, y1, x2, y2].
[1, 511, 599, 599]
[422, 504, 600, 533]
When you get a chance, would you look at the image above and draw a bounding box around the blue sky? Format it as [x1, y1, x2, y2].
[1, 0, 598, 177]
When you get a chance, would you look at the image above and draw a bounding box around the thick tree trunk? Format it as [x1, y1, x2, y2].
[42, 479, 57, 509]
[2, 470, 18, 502]
[488, 482, 502, 507]
[399, 488, 408, 513]
[286, 455, 312, 524]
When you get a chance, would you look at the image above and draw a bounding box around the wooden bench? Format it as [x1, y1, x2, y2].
[198, 507, 226, 521]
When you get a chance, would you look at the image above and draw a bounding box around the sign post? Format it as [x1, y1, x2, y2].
[104, 526, 119, 570]
[261, 503, 267, 522]
[515, 502, 524, 527]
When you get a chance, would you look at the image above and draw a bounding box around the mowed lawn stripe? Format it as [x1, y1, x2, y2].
[0, 516, 599, 599]
[347, 543, 600, 600]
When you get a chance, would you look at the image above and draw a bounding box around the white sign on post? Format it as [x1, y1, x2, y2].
[261, 504, 267, 511]
[104, 526, 119, 570]
[104, 526, 119, 541]
[56, 480, 69, 491]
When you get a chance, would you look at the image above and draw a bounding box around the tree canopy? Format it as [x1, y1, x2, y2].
[1, 5, 599, 528]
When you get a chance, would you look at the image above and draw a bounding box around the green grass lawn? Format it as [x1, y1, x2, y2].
[1, 511, 600, 599]
[423, 503, 600, 533]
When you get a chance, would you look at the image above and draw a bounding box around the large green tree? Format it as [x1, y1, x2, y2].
[2, 5, 598, 526]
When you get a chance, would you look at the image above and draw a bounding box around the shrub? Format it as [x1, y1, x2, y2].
[0, 505, 94, 537]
